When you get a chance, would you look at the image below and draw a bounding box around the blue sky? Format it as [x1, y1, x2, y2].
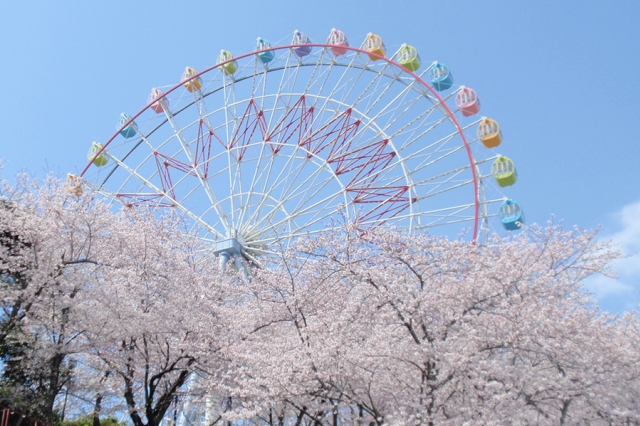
[0, 1, 638, 312]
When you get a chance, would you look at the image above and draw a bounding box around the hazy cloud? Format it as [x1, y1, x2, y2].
[585, 199, 640, 313]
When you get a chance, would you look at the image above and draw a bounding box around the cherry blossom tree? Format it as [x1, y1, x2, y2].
[0, 175, 230, 425]
[3, 172, 639, 425]
[213, 225, 640, 425]
[0, 174, 121, 420]
[78, 211, 234, 426]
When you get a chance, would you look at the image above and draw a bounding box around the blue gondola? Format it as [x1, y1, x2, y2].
[118, 113, 137, 139]
[430, 63, 453, 91]
[256, 37, 274, 64]
[499, 199, 525, 231]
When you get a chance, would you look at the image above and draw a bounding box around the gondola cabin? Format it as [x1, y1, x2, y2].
[396, 44, 420, 72]
[477, 118, 502, 148]
[499, 199, 525, 231]
[217, 50, 237, 75]
[88, 142, 108, 167]
[256, 37, 275, 64]
[327, 28, 349, 56]
[456, 87, 480, 117]
[181, 67, 202, 93]
[118, 113, 137, 139]
[429, 63, 453, 91]
[65, 174, 83, 197]
[492, 156, 518, 187]
[364, 33, 386, 61]
[291, 30, 312, 58]
[148, 88, 168, 114]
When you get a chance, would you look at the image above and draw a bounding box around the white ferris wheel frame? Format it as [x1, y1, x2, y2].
[80, 42, 501, 258]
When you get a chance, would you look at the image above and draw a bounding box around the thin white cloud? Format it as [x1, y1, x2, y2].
[584, 198, 640, 313]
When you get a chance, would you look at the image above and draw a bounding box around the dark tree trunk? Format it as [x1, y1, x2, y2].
[93, 392, 104, 426]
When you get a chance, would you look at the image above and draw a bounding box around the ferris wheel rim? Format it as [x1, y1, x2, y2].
[81, 42, 482, 242]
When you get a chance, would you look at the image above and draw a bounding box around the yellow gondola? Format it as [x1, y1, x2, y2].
[477, 118, 502, 148]
[65, 174, 83, 197]
[363, 33, 386, 61]
[181, 67, 202, 93]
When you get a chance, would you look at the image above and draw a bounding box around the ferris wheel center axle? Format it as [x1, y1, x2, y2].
[214, 237, 243, 261]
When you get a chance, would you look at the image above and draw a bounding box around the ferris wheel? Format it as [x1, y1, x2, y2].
[78, 29, 523, 268]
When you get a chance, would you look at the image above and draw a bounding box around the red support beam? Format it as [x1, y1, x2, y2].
[266, 96, 314, 154]
[302, 108, 359, 158]
[195, 118, 224, 178]
[347, 185, 413, 223]
[154, 152, 198, 200]
[229, 99, 267, 161]
[330, 139, 395, 186]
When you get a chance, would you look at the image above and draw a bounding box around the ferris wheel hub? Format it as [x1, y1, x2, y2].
[214, 237, 243, 257]
[214, 237, 246, 272]
[214, 226, 266, 265]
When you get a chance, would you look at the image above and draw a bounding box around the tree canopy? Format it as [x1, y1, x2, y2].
[0, 174, 638, 425]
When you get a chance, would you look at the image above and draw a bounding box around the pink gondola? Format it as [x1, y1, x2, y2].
[327, 28, 349, 56]
[455, 87, 480, 117]
[148, 88, 168, 114]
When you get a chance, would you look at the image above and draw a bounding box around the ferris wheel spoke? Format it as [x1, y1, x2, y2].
[411, 163, 474, 186]
[306, 52, 365, 114]
[354, 82, 426, 147]
[245, 148, 334, 230]
[162, 109, 195, 161]
[303, 54, 336, 105]
[383, 95, 444, 141]
[222, 82, 239, 227]
[419, 177, 475, 201]
[250, 194, 347, 246]
[387, 90, 462, 151]
[403, 118, 483, 171]
[160, 108, 232, 232]
[333, 53, 374, 105]
[255, 163, 341, 231]
[104, 152, 164, 197]
[237, 143, 271, 229]
[225, 101, 269, 226]
[347, 97, 443, 167]
[253, 220, 340, 248]
[377, 92, 433, 138]
[100, 152, 225, 240]
[281, 51, 307, 102]
[251, 173, 342, 233]
[254, 60, 271, 112]
[229, 161, 244, 227]
[351, 58, 394, 107]
[253, 182, 346, 236]
[411, 144, 466, 176]
[262, 54, 296, 132]
[402, 131, 462, 173]
[301, 47, 330, 95]
[369, 203, 477, 229]
[360, 66, 421, 120]
[253, 147, 307, 213]
[397, 203, 476, 219]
